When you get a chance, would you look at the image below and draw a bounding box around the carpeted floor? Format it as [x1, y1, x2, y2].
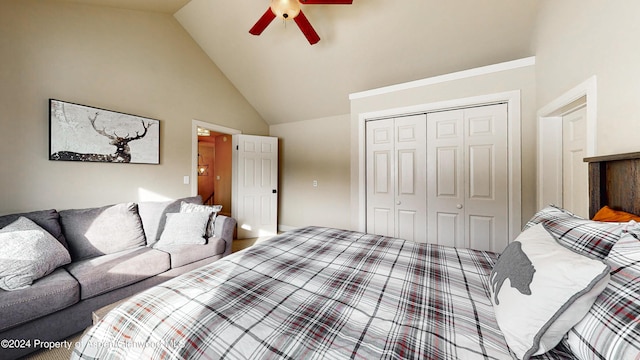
[21, 332, 83, 360]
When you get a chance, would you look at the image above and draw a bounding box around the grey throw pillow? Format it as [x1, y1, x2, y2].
[154, 212, 210, 247]
[59, 202, 146, 260]
[0, 209, 68, 249]
[0, 217, 71, 291]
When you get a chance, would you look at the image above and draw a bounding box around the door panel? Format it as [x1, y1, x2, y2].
[398, 150, 416, 194]
[366, 115, 427, 242]
[562, 106, 588, 218]
[436, 147, 459, 196]
[233, 134, 278, 238]
[397, 210, 417, 241]
[373, 208, 393, 237]
[394, 115, 427, 243]
[436, 212, 459, 248]
[463, 104, 508, 252]
[374, 152, 391, 193]
[367, 119, 395, 237]
[428, 104, 508, 252]
[468, 215, 494, 250]
[468, 144, 493, 199]
[428, 110, 464, 247]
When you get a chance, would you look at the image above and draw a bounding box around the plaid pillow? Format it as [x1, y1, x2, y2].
[523, 204, 580, 230]
[524, 205, 626, 260]
[565, 229, 640, 359]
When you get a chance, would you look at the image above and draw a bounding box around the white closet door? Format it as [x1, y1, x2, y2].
[464, 104, 509, 252]
[366, 119, 395, 237]
[427, 104, 509, 252]
[395, 115, 427, 242]
[366, 115, 427, 242]
[427, 110, 465, 248]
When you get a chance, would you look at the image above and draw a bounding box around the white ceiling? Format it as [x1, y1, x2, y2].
[62, 0, 540, 125]
[58, 0, 190, 14]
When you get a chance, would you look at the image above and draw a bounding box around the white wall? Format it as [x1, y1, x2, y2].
[0, 0, 268, 214]
[270, 114, 351, 230]
[534, 1, 640, 156]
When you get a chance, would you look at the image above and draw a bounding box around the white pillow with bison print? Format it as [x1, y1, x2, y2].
[489, 223, 610, 360]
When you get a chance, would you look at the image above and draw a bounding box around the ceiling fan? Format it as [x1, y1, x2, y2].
[249, 0, 353, 45]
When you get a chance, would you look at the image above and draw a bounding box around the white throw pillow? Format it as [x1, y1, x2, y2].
[490, 223, 611, 359]
[179, 201, 222, 238]
[0, 217, 71, 291]
[154, 212, 210, 247]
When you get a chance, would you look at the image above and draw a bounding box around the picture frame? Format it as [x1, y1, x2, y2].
[49, 99, 160, 164]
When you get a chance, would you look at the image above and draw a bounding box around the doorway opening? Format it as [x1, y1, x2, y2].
[191, 120, 241, 218]
[191, 120, 279, 240]
[536, 76, 597, 212]
[197, 130, 232, 214]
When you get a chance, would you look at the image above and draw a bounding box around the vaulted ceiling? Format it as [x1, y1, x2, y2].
[60, 0, 539, 125]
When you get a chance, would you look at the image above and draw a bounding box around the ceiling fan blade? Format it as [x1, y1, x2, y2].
[249, 8, 276, 35]
[294, 10, 320, 45]
[300, 0, 353, 4]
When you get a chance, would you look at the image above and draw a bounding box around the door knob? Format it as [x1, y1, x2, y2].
[456, 204, 463, 209]
[396, 201, 401, 205]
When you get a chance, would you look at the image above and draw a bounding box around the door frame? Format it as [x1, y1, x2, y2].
[190, 119, 241, 196]
[357, 90, 522, 242]
[536, 76, 597, 209]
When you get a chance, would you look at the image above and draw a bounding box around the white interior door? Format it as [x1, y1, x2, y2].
[366, 115, 427, 242]
[366, 119, 395, 237]
[395, 115, 427, 242]
[427, 104, 509, 252]
[464, 104, 509, 252]
[232, 134, 278, 239]
[427, 109, 465, 248]
[562, 106, 588, 218]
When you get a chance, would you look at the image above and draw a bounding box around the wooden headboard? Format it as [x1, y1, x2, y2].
[585, 151, 640, 218]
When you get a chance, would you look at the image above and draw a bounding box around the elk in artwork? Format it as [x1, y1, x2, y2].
[51, 112, 155, 163]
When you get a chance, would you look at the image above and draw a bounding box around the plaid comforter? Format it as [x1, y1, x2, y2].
[72, 227, 576, 360]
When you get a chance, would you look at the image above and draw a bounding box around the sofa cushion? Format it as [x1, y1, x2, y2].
[59, 202, 147, 261]
[0, 268, 79, 332]
[137, 195, 202, 247]
[0, 209, 67, 249]
[65, 247, 170, 300]
[0, 217, 72, 291]
[156, 235, 226, 268]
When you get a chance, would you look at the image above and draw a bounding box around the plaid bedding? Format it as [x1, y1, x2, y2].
[71, 227, 576, 360]
[565, 230, 640, 359]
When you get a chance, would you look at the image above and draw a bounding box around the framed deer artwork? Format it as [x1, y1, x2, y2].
[49, 99, 160, 164]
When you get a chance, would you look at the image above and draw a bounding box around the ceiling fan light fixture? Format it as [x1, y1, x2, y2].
[270, 0, 301, 20]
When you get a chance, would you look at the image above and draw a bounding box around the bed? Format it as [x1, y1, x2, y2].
[71, 153, 640, 360]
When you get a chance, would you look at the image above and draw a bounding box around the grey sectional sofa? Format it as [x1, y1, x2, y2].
[0, 196, 236, 359]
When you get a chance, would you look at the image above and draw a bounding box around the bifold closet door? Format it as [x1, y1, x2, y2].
[366, 115, 427, 242]
[427, 104, 509, 252]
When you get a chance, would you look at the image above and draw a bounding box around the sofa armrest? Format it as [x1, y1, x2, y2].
[212, 215, 236, 256]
